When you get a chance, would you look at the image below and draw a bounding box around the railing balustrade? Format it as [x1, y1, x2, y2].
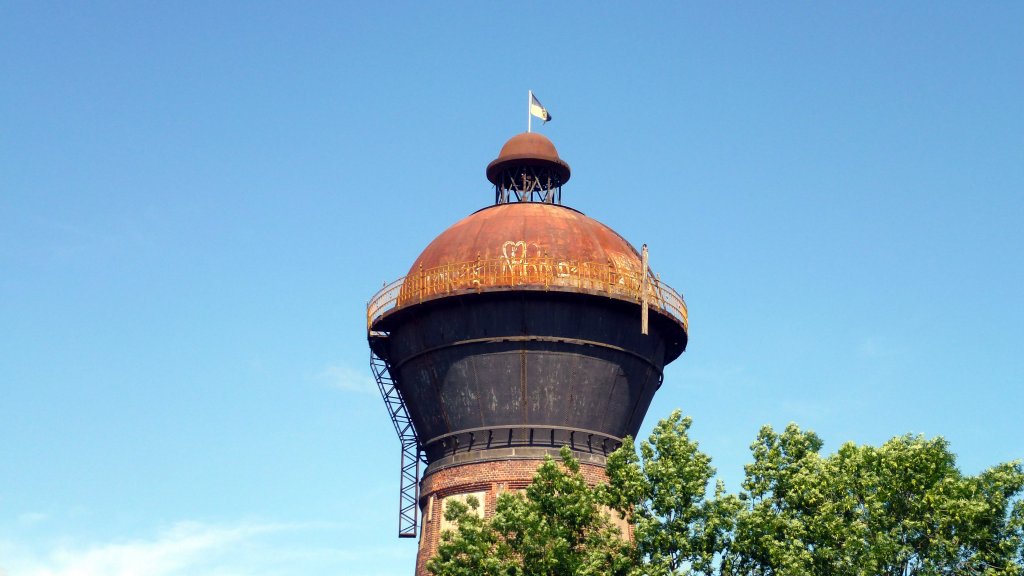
[367, 256, 687, 332]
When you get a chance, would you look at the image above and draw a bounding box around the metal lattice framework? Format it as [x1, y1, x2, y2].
[493, 165, 563, 204]
[370, 341, 423, 538]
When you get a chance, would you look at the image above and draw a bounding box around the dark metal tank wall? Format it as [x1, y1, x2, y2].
[375, 291, 675, 464]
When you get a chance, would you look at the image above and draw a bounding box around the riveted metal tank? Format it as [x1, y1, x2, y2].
[367, 132, 688, 473]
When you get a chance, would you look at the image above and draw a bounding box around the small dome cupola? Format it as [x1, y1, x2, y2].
[486, 132, 571, 205]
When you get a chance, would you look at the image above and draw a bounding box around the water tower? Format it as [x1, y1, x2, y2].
[366, 131, 688, 575]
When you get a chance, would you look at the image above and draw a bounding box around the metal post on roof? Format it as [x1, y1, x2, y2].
[641, 244, 649, 335]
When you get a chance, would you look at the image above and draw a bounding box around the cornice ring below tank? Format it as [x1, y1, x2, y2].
[421, 425, 624, 468]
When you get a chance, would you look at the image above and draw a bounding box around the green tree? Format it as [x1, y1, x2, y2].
[862, 435, 1024, 576]
[724, 423, 832, 576]
[428, 413, 1023, 576]
[426, 494, 516, 576]
[725, 424, 1024, 576]
[427, 446, 633, 576]
[606, 410, 740, 575]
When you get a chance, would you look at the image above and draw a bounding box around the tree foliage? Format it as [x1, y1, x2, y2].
[606, 410, 740, 575]
[725, 425, 1024, 576]
[426, 446, 633, 576]
[428, 414, 1023, 576]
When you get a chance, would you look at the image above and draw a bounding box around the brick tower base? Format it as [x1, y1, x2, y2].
[414, 449, 617, 576]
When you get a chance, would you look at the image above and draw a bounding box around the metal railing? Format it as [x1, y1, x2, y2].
[367, 256, 688, 331]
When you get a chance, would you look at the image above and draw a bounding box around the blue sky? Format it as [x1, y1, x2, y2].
[2, 2, 1022, 575]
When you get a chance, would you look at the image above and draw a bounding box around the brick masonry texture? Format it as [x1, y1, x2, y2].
[414, 456, 616, 576]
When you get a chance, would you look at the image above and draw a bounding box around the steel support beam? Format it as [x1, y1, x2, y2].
[370, 341, 422, 538]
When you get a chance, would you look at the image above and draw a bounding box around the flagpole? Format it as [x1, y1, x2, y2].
[527, 90, 532, 133]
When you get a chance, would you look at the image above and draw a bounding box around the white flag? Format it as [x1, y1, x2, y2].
[529, 92, 552, 123]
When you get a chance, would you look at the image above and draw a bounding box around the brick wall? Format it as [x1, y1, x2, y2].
[414, 457, 615, 576]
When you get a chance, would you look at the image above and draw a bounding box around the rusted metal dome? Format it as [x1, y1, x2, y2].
[486, 132, 571, 187]
[366, 134, 688, 341]
[375, 200, 689, 353]
[408, 203, 639, 277]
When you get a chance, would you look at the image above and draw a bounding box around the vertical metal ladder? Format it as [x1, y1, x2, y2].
[369, 335, 423, 538]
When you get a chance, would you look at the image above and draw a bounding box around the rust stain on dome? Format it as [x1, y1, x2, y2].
[408, 202, 638, 275]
